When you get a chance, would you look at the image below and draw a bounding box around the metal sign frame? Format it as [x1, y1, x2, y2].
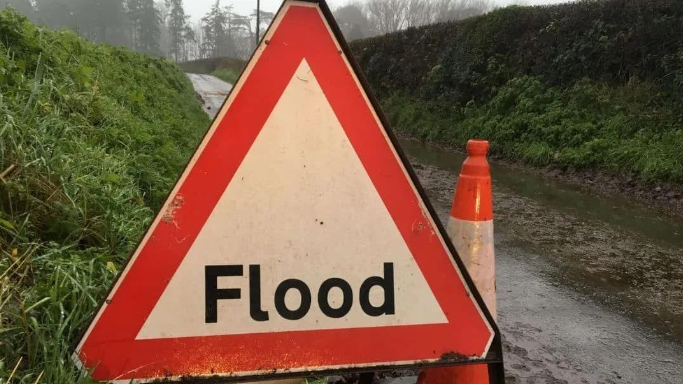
[73, 0, 505, 382]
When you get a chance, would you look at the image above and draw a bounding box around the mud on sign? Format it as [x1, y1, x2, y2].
[73, 0, 502, 383]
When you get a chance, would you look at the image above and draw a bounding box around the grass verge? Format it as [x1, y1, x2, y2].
[0, 9, 210, 383]
[382, 76, 683, 183]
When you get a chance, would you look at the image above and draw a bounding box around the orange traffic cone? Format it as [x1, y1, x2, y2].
[417, 140, 496, 384]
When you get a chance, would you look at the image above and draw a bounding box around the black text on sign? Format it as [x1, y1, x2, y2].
[205, 263, 396, 322]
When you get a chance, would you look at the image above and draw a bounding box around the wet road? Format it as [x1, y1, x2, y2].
[187, 73, 232, 119]
[188, 74, 683, 384]
[403, 143, 683, 384]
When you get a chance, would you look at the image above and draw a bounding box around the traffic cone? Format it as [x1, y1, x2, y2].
[417, 140, 496, 384]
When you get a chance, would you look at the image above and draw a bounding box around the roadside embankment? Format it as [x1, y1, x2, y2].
[350, 0, 683, 213]
[0, 9, 209, 383]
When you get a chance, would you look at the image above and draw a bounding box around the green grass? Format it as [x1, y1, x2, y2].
[211, 67, 239, 84]
[0, 9, 210, 383]
[351, 0, 683, 184]
[382, 76, 683, 183]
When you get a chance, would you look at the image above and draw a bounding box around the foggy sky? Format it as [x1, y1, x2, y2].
[185, 0, 577, 23]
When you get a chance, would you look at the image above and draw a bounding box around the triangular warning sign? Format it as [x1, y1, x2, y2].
[75, 0, 502, 382]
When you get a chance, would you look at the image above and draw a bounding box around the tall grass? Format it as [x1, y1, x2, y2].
[382, 77, 683, 182]
[0, 9, 209, 382]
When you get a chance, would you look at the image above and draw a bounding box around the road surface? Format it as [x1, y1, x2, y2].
[187, 73, 232, 119]
[188, 73, 683, 384]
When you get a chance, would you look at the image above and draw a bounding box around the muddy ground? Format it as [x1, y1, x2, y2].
[541, 168, 683, 219]
[410, 151, 683, 342]
[406, 145, 683, 383]
[410, 137, 683, 221]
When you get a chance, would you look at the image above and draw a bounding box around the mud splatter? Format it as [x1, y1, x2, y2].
[437, 351, 472, 363]
[163, 194, 184, 226]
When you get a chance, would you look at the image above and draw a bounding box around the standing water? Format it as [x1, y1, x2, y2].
[400, 140, 683, 248]
[400, 139, 683, 384]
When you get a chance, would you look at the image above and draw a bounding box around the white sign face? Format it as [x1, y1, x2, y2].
[138, 60, 446, 339]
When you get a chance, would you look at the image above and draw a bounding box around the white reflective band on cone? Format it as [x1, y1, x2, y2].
[446, 217, 496, 318]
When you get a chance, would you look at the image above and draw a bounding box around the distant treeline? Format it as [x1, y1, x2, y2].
[0, 0, 271, 62]
[351, 0, 683, 183]
[333, 0, 494, 40]
[2, 0, 497, 62]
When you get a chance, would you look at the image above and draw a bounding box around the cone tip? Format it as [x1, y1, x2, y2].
[466, 140, 489, 156]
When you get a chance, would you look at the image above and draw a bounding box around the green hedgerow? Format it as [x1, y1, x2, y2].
[382, 75, 683, 183]
[352, 0, 683, 184]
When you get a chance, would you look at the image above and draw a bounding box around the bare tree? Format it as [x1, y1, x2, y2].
[435, 0, 494, 22]
[405, 0, 433, 28]
[365, 0, 406, 34]
[358, 0, 494, 35]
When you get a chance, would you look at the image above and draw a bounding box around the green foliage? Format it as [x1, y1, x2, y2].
[353, 0, 683, 101]
[352, 0, 683, 184]
[383, 76, 683, 182]
[0, 9, 209, 382]
[211, 67, 239, 84]
[200, 0, 232, 59]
